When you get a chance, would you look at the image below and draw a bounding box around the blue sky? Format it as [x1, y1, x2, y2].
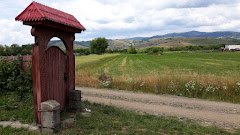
[1, 0, 240, 45]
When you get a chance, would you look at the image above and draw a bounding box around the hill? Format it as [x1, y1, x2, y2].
[129, 31, 240, 40]
[48, 40, 89, 51]
[49, 31, 240, 50]
[108, 31, 240, 49]
[109, 37, 240, 49]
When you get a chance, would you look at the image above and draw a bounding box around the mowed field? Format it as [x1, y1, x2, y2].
[76, 52, 240, 103]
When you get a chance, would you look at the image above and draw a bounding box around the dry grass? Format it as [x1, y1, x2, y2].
[76, 70, 99, 87]
[76, 71, 240, 103]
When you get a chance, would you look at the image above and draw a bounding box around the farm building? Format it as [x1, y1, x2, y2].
[224, 45, 240, 51]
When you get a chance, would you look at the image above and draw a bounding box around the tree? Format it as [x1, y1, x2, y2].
[10, 44, 21, 55]
[4, 45, 12, 56]
[90, 37, 109, 54]
[0, 45, 4, 55]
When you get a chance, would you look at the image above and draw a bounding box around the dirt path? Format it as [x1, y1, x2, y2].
[76, 87, 240, 130]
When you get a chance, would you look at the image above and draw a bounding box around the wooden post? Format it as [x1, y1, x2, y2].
[31, 27, 42, 123]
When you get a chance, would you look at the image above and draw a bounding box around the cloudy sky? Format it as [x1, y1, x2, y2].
[1, 0, 240, 45]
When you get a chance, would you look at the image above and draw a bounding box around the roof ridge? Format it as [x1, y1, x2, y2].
[32, 1, 79, 23]
[33, 1, 73, 17]
[15, 2, 35, 20]
[40, 9, 79, 23]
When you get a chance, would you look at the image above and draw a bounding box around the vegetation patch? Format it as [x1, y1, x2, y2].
[0, 58, 34, 123]
[145, 47, 164, 55]
[76, 52, 240, 103]
[62, 101, 238, 135]
[0, 126, 40, 135]
[0, 92, 34, 123]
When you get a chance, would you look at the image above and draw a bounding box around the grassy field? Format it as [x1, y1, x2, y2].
[76, 52, 240, 103]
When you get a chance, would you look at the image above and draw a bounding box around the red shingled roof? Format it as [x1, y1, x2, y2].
[15, 1, 85, 31]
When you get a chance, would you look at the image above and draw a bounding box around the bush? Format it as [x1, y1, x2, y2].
[167, 44, 224, 52]
[127, 46, 137, 54]
[145, 47, 163, 55]
[74, 48, 91, 55]
[0, 59, 32, 101]
[106, 49, 128, 54]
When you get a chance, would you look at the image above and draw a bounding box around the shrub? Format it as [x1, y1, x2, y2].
[127, 45, 137, 54]
[106, 49, 127, 53]
[75, 48, 91, 55]
[145, 47, 163, 55]
[98, 70, 112, 88]
[0, 59, 32, 101]
[167, 44, 224, 52]
[106, 49, 114, 53]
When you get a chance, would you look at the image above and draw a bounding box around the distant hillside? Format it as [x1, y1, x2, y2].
[151, 31, 240, 39]
[122, 31, 240, 49]
[111, 37, 240, 49]
[74, 41, 90, 47]
[49, 31, 240, 50]
[48, 40, 89, 50]
[129, 31, 240, 41]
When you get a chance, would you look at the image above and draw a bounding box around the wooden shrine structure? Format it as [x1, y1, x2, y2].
[15, 1, 85, 124]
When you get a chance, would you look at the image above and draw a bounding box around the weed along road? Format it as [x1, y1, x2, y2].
[77, 87, 240, 130]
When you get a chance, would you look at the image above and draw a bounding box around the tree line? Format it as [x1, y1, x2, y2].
[1, 38, 225, 56]
[0, 44, 32, 56]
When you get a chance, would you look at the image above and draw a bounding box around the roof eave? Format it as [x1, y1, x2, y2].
[23, 20, 85, 33]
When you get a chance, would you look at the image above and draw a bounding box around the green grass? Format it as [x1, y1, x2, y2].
[76, 52, 240, 103]
[0, 102, 239, 135]
[1, 95, 239, 134]
[76, 52, 240, 77]
[76, 53, 119, 66]
[0, 92, 34, 123]
[0, 126, 40, 135]
[62, 101, 239, 135]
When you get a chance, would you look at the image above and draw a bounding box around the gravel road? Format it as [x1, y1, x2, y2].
[76, 87, 240, 130]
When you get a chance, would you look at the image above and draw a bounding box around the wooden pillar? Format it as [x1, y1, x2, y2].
[68, 35, 75, 91]
[32, 31, 41, 124]
[31, 27, 49, 124]
[65, 34, 75, 108]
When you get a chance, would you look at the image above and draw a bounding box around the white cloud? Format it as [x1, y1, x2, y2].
[1, 0, 240, 45]
[0, 19, 32, 45]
